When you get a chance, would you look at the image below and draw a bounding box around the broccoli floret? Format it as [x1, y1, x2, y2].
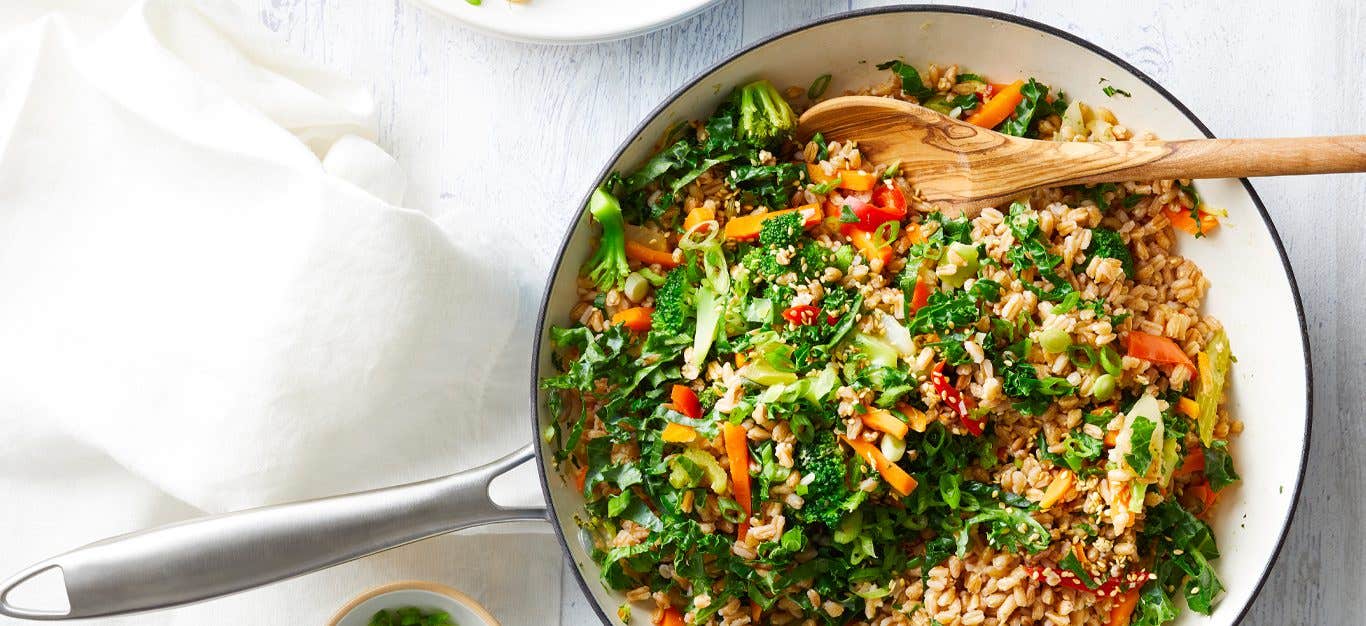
[758, 211, 805, 248]
[733, 79, 796, 146]
[794, 243, 832, 277]
[1089, 227, 1134, 276]
[796, 430, 863, 527]
[583, 187, 630, 290]
[651, 268, 692, 335]
[741, 246, 787, 281]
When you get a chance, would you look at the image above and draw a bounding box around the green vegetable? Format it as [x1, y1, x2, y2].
[1036, 430, 1104, 475]
[758, 211, 806, 247]
[368, 607, 456, 626]
[997, 78, 1066, 138]
[1130, 580, 1179, 626]
[623, 272, 651, 302]
[1004, 201, 1075, 302]
[1089, 227, 1134, 276]
[1122, 394, 1165, 483]
[1203, 440, 1240, 491]
[795, 431, 864, 527]
[851, 332, 900, 369]
[673, 447, 729, 494]
[1038, 327, 1071, 354]
[1195, 330, 1232, 445]
[1142, 499, 1225, 615]
[1090, 373, 1117, 401]
[908, 289, 981, 334]
[650, 268, 693, 335]
[807, 73, 832, 100]
[937, 242, 980, 288]
[691, 284, 722, 365]
[1001, 361, 1075, 415]
[583, 187, 630, 290]
[961, 506, 1050, 554]
[875, 60, 933, 100]
[733, 79, 796, 146]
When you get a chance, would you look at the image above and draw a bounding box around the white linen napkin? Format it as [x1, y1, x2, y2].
[0, 1, 560, 623]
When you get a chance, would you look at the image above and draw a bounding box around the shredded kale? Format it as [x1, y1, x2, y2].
[876, 59, 934, 100]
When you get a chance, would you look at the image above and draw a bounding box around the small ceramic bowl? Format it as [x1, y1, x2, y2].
[327, 581, 500, 626]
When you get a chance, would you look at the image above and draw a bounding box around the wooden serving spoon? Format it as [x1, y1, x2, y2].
[796, 95, 1366, 211]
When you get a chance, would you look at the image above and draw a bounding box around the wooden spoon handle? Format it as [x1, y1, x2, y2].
[1066, 135, 1366, 185]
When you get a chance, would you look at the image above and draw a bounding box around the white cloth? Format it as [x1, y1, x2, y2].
[0, 1, 560, 624]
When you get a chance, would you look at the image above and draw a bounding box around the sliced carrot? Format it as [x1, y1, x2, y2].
[905, 222, 927, 245]
[750, 603, 761, 623]
[611, 306, 654, 332]
[909, 278, 933, 312]
[837, 170, 877, 191]
[841, 435, 918, 496]
[1163, 204, 1220, 237]
[737, 520, 750, 541]
[660, 606, 685, 626]
[1175, 446, 1206, 478]
[1176, 396, 1201, 420]
[898, 405, 933, 433]
[734, 352, 748, 368]
[1125, 331, 1197, 377]
[964, 79, 1025, 129]
[1104, 429, 1119, 447]
[574, 463, 589, 494]
[806, 164, 877, 191]
[723, 423, 752, 515]
[723, 204, 821, 241]
[860, 408, 910, 439]
[1108, 587, 1141, 626]
[683, 205, 715, 233]
[624, 240, 679, 268]
[670, 384, 702, 419]
[1040, 470, 1075, 510]
[661, 422, 699, 444]
[848, 228, 893, 267]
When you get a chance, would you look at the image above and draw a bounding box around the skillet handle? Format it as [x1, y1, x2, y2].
[0, 445, 545, 620]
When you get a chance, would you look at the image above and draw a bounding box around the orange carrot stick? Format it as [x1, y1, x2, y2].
[841, 435, 918, 496]
[964, 79, 1025, 128]
[1163, 204, 1220, 236]
[661, 422, 699, 443]
[683, 205, 715, 233]
[860, 408, 909, 439]
[624, 240, 679, 268]
[611, 306, 654, 332]
[722, 423, 752, 516]
[723, 205, 821, 241]
[670, 384, 702, 419]
[1125, 331, 1197, 376]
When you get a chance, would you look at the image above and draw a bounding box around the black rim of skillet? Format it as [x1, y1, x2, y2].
[528, 5, 1314, 625]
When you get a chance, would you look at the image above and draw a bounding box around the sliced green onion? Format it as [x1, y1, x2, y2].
[881, 159, 902, 180]
[807, 73, 833, 100]
[872, 220, 901, 248]
[623, 272, 650, 302]
[880, 434, 906, 463]
[1099, 345, 1123, 378]
[1091, 373, 1116, 401]
[1067, 344, 1098, 369]
[1039, 328, 1071, 354]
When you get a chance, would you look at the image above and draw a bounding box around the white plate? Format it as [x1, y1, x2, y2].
[534, 7, 1311, 626]
[406, 0, 723, 44]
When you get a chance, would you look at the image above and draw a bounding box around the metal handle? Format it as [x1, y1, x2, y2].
[0, 445, 546, 620]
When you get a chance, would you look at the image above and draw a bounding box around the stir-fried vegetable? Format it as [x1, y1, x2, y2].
[547, 68, 1235, 626]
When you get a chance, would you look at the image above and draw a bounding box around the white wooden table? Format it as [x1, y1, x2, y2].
[250, 1, 1364, 623]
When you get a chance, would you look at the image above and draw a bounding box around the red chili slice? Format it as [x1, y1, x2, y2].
[931, 362, 983, 435]
[781, 305, 820, 326]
